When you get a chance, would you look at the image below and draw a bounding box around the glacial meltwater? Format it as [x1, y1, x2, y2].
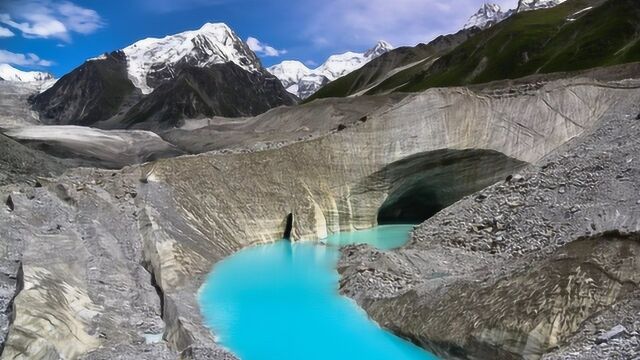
[198, 225, 438, 360]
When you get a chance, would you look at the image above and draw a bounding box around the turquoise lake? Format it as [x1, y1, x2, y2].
[198, 225, 438, 360]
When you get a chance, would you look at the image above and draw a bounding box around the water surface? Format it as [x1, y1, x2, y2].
[199, 225, 437, 360]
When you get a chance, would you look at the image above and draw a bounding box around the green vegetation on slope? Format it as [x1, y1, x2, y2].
[307, 29, 479, 101]
[307, 46, 436, 100]
[399, 0, 640, 92]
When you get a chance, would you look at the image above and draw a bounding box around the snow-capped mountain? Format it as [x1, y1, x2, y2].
[463, 0, 565, 32]
[516, 0, 566, 12]
[34, 22, 295, 129]
[105, 22, 261, 95]
[268, 40, 394, 99]
[463, 4, 510, 30]
[267, 61, 313, 89]
[0, 64, 55, 83]
[295, 74, 331, 99]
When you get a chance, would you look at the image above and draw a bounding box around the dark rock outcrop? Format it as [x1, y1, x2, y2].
[116, 64, 296, 130]
[32, 51, 140, 127]
[32, 55, 296, 131]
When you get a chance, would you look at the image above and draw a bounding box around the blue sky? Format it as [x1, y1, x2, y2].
[0, 0, 518, 77]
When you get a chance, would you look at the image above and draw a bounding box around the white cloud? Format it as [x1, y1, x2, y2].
[246, 37, 287, 57]
[300, 0, 519, 49]
[0, 0, 104, 42]
[0, 49, 53, 67]
[56, 1, 103, 34]
[0, 26, 14, 37]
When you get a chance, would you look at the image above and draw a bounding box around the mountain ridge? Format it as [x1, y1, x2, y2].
[32, 23, 296, 130]
[268, 41, 394, 99]
[0, 64, 55, 83]
[463, 3, 511, 30]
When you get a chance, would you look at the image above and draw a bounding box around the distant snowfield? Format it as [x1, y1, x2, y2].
[268, 41, 394, 99]
[3, 125, 185, 168]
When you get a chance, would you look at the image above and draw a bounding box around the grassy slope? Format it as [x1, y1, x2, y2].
[307, 45, 436, 100]
[307, 29, 479, 101]
[398, 0, 640, 92]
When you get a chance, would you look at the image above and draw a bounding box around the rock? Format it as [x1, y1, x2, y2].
[5, 195, 14, 211]
[596, 325, 627, 344]
[506, 174, 524, 182]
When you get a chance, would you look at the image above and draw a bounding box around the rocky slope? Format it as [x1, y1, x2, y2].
[113, 63, 294, 130]
[33, 51, 140, 127]
[0, 75, 635, 359]
[268, 41, 393, 99]
[0, 81, 46, 127]
[0, 133, 70, 187]
[32, 23, 296, 130]
[338, 79, 640, 359]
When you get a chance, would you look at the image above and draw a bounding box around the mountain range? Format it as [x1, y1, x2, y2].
[267, 41, 394, 99]
[463, 0, 568, 31]
[0, 64, 55, 83]
[310, 0, 639, 99]
[10, 0, 636, 131]
[32, 23, 296, 130]
[464, 0, 568, 30]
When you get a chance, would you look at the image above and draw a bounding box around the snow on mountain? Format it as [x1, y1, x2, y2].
[516, 0, 566, 12]
[463, 0, 565, 32]
[0, 64, 55, 83]
[364, 40, 394, 60]
[463, 4, 510, 30]
[119, 23, 261, 94]
[296, 74, 331, 99]
[267, 60, 312, 89]
[268, 40, 393, 99]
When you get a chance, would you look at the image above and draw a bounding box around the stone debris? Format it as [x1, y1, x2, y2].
[596, 325, 627, 344]
[340, 87, 640, 360]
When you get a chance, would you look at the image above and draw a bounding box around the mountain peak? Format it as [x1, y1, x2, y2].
[463, 3, 508, 30]
[198, 22, 232, 32]
[267, 61, 312, 88]
[365, 40, 394, 58]
[121, 22, 260, 94]
[516, 0, 566, 12]
[268, 40, 393, 99]
[0, 63, 55, 83]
